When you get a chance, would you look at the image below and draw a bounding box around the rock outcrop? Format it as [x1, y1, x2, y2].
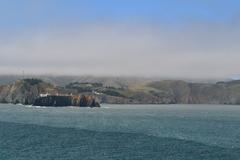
[33, 95, 100, 107]
[0, 79, 100, 107]
[0, 79, 58, 104]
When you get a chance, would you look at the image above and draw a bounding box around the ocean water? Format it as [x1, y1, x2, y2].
[0, 104, 240, 160]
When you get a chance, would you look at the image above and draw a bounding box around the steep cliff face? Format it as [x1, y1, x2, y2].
[0, 79, 58, 104]
[33, 95, 100, 107]
[0, 79, 100, 107]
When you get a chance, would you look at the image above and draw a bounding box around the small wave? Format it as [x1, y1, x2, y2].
[24, 105, 33, 108]
[23, 105, 47, 109]
[16, 103, 24, 106]
[34, 106, 47, 109]
[101, 106, 110, 109]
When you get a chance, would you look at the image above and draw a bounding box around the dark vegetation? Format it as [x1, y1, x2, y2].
[65, 82, 125, 97]
[66, 82, 103, 92]
[22, 79, 43, 85]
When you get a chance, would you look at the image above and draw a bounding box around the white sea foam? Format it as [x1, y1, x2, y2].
[102, 106, 110, 109]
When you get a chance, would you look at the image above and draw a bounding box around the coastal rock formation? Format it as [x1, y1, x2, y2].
[1, 78, 240, 105]
[0, 79, 100, 107]
[0, 79, 58, 104]
[33, 95, 100, 107]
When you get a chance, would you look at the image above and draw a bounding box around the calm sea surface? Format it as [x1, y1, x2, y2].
[0, 104, 240, 160]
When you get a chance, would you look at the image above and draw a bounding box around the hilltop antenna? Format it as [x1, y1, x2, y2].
[22, 70, 25, 79]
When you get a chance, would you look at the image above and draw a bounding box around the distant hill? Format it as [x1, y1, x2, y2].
[0, 75, 152, 88]
[79, 80, 240, 104]
[144, 80, 240, 104]
[65, 80, 240, 105]
[0, 76, 240, 105]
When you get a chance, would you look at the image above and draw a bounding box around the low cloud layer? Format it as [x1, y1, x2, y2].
[0, 23, 240, 79]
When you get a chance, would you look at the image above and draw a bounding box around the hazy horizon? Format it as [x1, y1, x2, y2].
[1, 1, 240, 80]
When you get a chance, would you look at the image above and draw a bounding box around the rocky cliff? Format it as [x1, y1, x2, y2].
[0, 79, 58, 104]
[33, 95, 100, 107]
[1, 78, 240, 105]
[0, 79, 100, 107]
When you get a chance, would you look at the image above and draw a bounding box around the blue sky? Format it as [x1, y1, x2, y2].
[0, 1, 240, 79]
[1, 0, 240, 30]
